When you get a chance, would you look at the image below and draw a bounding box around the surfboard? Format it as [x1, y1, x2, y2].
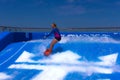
[44, 49, 52, 56]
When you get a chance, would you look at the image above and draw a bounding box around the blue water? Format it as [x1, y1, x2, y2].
[0, 33, 120, 80]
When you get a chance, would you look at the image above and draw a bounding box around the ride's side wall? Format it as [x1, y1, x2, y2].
[0, 32, 14, 51]
[0, 32, 47, 51]
[0, 32, 28, 51]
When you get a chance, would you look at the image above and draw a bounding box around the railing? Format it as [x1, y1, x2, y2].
[0, 26, 120, 32]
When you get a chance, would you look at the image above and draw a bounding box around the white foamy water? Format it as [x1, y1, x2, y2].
[59, 34, 120, 44]
[0, 73, 12, 80]
[9, 50, 119, 80]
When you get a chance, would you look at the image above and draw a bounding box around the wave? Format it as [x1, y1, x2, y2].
[27, 33, 120, 44]
[60, 34, 120, 43]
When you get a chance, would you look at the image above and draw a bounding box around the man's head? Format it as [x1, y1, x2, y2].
[51, 23, 57, 28]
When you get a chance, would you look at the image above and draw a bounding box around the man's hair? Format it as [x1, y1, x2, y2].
[52, 23, 57, 27]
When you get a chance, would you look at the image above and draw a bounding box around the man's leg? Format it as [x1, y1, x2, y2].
[49, 38, 58, 51]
